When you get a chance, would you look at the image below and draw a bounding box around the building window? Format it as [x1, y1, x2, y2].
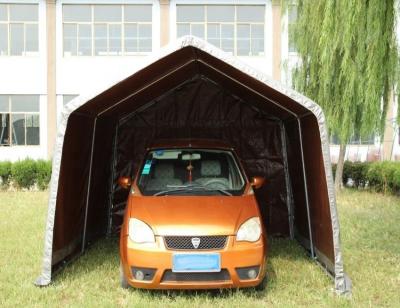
[0, 4, 39, 56]
[62, 94, 78, 105]
[330, 134, 375, 145]
[62, 4, 152, 56]
[0, 95, 40, 146]
[288, 5, 297, 53]
[176, 5, 265, 56]
[398, 127, 400, 145]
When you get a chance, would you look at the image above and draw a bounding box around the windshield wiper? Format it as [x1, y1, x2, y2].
[153, 184, 232, 196]
[192, 185, 232, 196]
[164, 184, 232, 196]
[153, 188, 189, 196]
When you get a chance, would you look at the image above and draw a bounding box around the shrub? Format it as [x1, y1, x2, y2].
[331, 162, 368, 187]
[11, 159, 37, 189]
[391, 167, 400, 193]
[0, 161, 12, 188]
[347, 162, 369, 188]
[386, 162, 400, 193]
[342, 161, 351, 184]
[36, 160, 52, 190]
[355, 162, 369, 188]
[366, 162, 398, 194]
[332, 161, 400, 194]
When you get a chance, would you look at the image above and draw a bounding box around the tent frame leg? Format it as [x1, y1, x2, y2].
[106, 124, 119, 236]
[81, 117, 97, 253]
[280, 121, 295, 240]
[297, 117, 315, 258]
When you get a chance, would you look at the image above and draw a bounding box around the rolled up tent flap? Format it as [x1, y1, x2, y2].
[36, 36, 351, 295]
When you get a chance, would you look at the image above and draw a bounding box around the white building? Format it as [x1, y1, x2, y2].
[0, 0, 399, 161]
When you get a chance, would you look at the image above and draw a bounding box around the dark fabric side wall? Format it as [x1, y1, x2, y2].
[284, 119, 310, 244]
[52, 113, 94, 270]
[300, 115, 334, 263]
[83, 116, 116, 245]
[111, 76, 289, 235]
[195, 48, 309, 116]
[77, 47, 199, 117]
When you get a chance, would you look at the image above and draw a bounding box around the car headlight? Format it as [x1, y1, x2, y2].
[236, 217, 261, 242]
[128, 218, 155, 243]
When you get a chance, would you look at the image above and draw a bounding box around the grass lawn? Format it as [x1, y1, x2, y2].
[0, 189, 399, 307]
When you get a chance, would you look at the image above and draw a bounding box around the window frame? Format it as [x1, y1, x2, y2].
[62, 94, 78, 106]
[287, 4, 297, 54]
[0, 3, 39, 56]
[176, 4, 265, 57]
[0, 95, 40, 147]
[330, 133, 376, 146]
[62, 4, 153, 57]
[398, 127, 400, 145]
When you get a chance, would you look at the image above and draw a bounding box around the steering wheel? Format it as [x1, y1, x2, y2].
[202, 179, 229, 190]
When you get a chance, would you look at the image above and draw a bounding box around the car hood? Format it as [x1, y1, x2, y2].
[129, 195, 259, 236]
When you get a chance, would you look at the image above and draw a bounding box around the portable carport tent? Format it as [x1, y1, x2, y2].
[36, 36, 351, 294]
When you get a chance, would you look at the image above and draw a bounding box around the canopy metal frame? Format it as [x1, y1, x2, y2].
[35, 36, 350, 295]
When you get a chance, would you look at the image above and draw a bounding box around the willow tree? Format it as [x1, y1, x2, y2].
[290, 0, 398, 190]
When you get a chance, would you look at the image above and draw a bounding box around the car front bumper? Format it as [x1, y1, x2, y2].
[120, 235, 267, 289]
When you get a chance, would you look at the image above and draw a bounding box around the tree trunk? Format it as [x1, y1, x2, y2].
[335, 143, 346, 192]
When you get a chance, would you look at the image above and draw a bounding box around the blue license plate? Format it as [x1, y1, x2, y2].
[172, 253, 221, 272]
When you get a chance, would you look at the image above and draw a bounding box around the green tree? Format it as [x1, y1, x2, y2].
[289, 0, 398, 190]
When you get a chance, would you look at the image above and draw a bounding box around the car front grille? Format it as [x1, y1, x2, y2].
[164, 236, 227, 250]
[161, 269, 230, 282]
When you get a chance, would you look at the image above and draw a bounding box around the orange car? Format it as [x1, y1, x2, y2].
[118, 139, 267, 290]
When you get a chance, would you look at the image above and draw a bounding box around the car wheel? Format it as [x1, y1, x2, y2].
[120, 262, 130, 289]
[255, 275, 267, 291]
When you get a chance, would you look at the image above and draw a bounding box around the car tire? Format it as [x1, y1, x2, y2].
[120, 262, 130, 289]
[255, 275, 267, 291]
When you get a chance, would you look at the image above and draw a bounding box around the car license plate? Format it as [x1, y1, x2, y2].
[172, 253, 221, 272]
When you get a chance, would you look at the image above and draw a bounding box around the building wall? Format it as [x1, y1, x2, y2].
[55, 0, 161, 96]
[0, 0, 399, 161]
[169, 0, 274, 76]
[0, 0, 48, 160]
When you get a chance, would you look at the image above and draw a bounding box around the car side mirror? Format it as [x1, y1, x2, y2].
[250, 176, 265, 189]
[118, 176, 132, 189]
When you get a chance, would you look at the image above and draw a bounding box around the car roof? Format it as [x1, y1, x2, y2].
[147, 139, 234, 150]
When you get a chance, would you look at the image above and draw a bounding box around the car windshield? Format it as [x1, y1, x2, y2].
[137, 148, 246, 196]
